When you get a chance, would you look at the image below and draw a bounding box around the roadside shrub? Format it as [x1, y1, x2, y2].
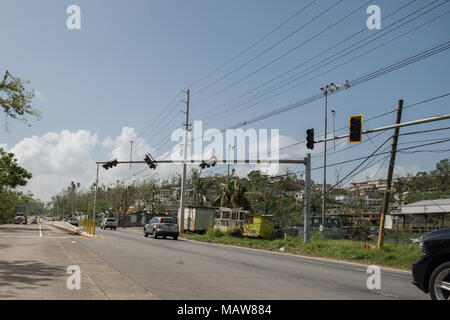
[226, 227, 243, 237]
[206, 228, 225, 238]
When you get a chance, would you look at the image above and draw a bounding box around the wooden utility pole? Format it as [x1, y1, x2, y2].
[378, 100, 403, 249]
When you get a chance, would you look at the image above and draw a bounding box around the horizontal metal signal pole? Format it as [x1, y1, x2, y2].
[316, 113, 450, 143]
[96, 159, 306, 165]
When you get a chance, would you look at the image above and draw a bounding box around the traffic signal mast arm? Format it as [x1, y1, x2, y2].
[97, 159, 307, 166]
[315, 113, 450, 144]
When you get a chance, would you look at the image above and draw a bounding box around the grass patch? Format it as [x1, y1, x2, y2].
[182, 233, 420, 270]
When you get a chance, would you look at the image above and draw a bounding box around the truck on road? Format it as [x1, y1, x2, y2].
[14, 206, 28, 224]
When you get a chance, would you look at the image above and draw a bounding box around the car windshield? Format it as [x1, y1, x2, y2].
[107, 219, 116, 222]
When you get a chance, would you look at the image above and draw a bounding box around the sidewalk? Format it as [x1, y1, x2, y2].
[0, 224, 158, 300]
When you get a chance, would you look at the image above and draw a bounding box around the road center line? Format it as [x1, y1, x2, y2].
[39, 224, 43, 238]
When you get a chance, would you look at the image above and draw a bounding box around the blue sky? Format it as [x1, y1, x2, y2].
[1, 0, 449, 201]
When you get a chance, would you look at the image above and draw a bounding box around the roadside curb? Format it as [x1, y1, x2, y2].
[50, 221, 96, 238]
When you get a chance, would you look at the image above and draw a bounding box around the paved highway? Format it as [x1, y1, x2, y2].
[79, 227, 429, 300]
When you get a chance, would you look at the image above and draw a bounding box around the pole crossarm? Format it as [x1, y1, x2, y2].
[96, 159, 307, 165]
[315, 113, 450, 143]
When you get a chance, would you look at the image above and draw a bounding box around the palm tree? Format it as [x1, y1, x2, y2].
[214, 179, 250, 209]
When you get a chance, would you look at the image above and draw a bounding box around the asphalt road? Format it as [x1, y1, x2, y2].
[80, 227, 429, 300]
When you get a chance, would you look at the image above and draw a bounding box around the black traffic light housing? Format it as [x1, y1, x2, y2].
[306, 129, 314, 150]
[102, 159, 119, 170]
[144, 153, 158, 170]
[349, 115, 363, 143]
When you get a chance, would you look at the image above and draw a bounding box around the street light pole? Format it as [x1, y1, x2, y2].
[93, 163, 99, 221]
[320, 82, 347, 235]
[322, 90, 328, 235]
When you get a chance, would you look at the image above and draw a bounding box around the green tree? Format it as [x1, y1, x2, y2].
[0, 148, 32, 191]
[0, 70, 41, 127]
[0, 148, 32, 222]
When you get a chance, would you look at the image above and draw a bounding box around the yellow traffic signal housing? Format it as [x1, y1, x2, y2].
[349, 115, 363, 143]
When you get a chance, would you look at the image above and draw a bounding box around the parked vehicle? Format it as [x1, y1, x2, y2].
[31, 217, 37, 224]
[412, 228, 450, 300]
[101, 218, 117, 230]
[144, 216, 179, 240]
[14, 206, 28, 224]
[243, 214, 275, 239]
[182, 206, 215, 233]
[69, 216, 78, 226]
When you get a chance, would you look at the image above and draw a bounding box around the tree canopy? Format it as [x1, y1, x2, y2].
[0, 70, 41, 127]
[0, 148, 32, 190]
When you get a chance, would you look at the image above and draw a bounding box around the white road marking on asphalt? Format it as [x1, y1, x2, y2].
[39, 224, 43, 238]
[0, 236, 40, 238]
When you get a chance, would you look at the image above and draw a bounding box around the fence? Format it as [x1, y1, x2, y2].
[274, 227, 348, 240]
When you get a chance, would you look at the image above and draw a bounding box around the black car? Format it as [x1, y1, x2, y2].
[412, 228, 450, 300]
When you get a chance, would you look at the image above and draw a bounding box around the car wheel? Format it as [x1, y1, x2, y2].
[153, 229, 158, 239]
[429, 261, 450, 300]
[173, 235, 178, 240]
[144, 228, 148, 237]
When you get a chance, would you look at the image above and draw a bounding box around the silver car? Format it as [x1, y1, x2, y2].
[101, 218, 117, 230]
[144, 216, 179, 240]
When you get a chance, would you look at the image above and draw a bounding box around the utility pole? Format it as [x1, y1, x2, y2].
[378, 100, 403, 249]
[93, 164, 99, 221]
[151, 184, 155, 214]
[331, 109, 336, 151]
[123, 186, 128, 229]
[130, 140, 133, 169]
[178, 89, 190, 233]
[71, 181, 75, 217]
[304, 153, 312, 244]
[319, 83, 348, 233]
[322, 90, 328, 235]
[227, 145, 235, 183]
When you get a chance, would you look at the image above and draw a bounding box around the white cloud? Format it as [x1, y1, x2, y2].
[99, 127, 181, 187]
[5, 127, 320, 202]
[10, 130, 97, 201]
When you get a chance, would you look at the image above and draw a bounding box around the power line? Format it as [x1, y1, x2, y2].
[227, 40, 450, 129]
[277, 92, 450, 152]
[153, 40, 450, 159]
[191, 0, 343, 97]
[203, 2, 449, 124]
[185, 0, 319, 89]
[197, 0, 433, 122]
[192, 0, 369, 106]
[137, 91, 182, 138]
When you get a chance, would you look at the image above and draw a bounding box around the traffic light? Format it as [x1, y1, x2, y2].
[102, 159, 119, 170]
[144, 153, 158, 170]
[349, 115, 363, 143]
[306, 129, 314, 150]
[199, 156, 217, 169]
